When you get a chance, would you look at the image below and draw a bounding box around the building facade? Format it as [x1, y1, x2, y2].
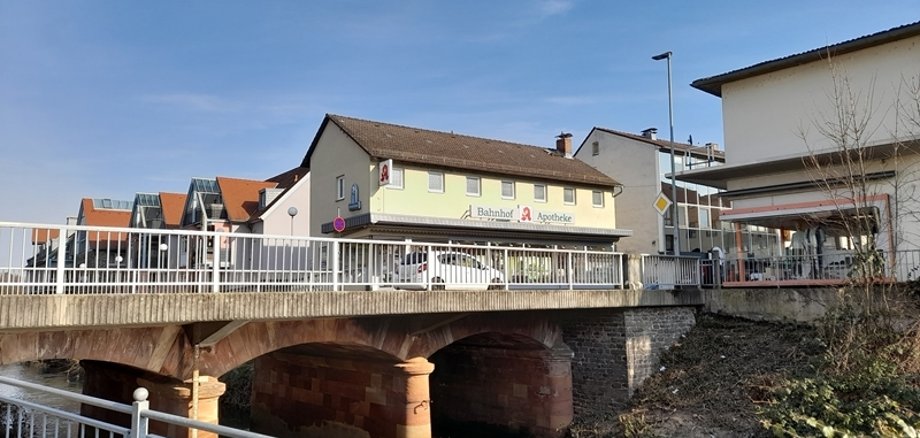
[304, 114, 631, 247]
[577, 127, 779, 257]
[680, 21, 920, 283]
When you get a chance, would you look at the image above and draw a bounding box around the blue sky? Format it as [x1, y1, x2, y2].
[1, 0, 917, 223]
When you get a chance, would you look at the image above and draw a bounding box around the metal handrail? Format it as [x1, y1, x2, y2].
[0, 376, 270, 438]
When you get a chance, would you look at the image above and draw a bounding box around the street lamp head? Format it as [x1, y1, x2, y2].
[652, 51, 672, 61]
[287, 207, 299, 218]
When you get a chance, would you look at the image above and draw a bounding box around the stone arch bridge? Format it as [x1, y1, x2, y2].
[0, 289, 701, 438]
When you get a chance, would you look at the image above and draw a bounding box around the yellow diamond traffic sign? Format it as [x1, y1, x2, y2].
[654, 192, 672, 216]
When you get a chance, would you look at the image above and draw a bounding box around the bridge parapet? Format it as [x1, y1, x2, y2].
[0, 221, 701, 295]
[0, 289, 703, 330]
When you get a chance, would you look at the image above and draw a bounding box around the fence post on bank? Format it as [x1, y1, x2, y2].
[130, 387, 150, 438]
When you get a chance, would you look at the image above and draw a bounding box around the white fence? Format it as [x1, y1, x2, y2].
[0, 376, 268, 438]
[722, 249, 920, 285]
[640, 255, 701, 289]
[0, 222, 647, 294]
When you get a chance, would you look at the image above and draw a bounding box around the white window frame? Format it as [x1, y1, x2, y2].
[387, 167, 404, 190]
[534, 184, 547, 203]
[698, 207, 711, 229]
[428, 171, 444, 193]
[592, 190, 604, 208]
[336, 175, 345, 201]
[592, 141, 599, 156]
[466, 176, 481, 197]
[501, 180, 516, 199]
[563, 187, 576, 205]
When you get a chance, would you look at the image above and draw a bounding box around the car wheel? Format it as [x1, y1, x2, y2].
[487, 277, 503, 290]
[431, 277, 446, 291]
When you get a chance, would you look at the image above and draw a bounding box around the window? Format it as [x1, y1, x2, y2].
[699, 207, 711, 229]
[466, 176, 481, 196]
[563, 187, 576, 205]
[388, 167, 404, 189]
[428, 171, 444, 193]
[336, 175, 345, 201]
[501, 181, 515, 199]
[592, 141, 599, 156]
[592, 190, 604, 208]
[534, 184, 547, 203]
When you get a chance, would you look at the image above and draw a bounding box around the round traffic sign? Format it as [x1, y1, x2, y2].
[333, 216, 346, 233]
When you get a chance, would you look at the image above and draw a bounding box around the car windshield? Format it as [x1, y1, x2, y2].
[438, 253, 482, 269]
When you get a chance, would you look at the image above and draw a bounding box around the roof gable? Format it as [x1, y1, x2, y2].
[79, 198, 132, 228]
[216, 176, 278, 222]
[580, 127, 725, 161]
[303, 114, 619, 187]
[159, 192, 187, 228]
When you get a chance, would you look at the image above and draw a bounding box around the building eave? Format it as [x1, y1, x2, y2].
[692, 21, 920, 97]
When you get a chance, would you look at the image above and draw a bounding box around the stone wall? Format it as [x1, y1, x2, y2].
[623, 307, 696, 392]
[559, 307, 697, 416]
[705, 288, 840, 323]
[560, 310, 629, 415]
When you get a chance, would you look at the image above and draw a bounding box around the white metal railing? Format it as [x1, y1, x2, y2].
[640, 254, 701, 289]
[719, 249, 920, 285]
[0, 221, 649, 294]
[0, 376, 269, 438]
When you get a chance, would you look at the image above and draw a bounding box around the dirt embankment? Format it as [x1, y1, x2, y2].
[568, 314, 823, 438]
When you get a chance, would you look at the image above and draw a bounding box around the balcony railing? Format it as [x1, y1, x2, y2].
[718, 250, 920, 287]
[0, 222, 666, 294]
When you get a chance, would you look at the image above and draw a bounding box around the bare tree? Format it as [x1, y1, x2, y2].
[800, 57, 920, 300]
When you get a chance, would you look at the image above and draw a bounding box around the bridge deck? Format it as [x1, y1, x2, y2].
[0, 288, 703, 330]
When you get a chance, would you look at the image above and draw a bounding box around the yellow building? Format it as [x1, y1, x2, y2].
[303, 114, 631, 247]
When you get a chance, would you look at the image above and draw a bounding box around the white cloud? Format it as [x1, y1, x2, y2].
[537, 0, 574, 18]
[141, 93, 238, 112]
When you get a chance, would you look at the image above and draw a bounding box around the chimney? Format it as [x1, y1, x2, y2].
[640, 128, 658, 140]
[556, 132, 573, 158]
[704, 142, 719, 150]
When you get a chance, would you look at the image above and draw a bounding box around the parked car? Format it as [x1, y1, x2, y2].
[396, 250, 504, 290]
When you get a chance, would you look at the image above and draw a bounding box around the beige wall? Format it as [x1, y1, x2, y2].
[371, 162, 617, 229]
[722, 35, 920, 166]
[257, 176, 311, 237]
[577, 130, 659, 254]
[309, 124, 374, 237]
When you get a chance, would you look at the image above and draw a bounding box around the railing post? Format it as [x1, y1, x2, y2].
[130, 387, 150, 438]
[567, 252, 573, 290]
[211, 233, 221, 293]
[426, 245, 433, 291]
[694, 258, 701, 286]
[503, 248, 509, 291]
[714, 259, 722, 289]
[55, 226, 66, 294]
[332, 241, 340, 291]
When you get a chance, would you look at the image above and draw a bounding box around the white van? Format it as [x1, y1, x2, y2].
[397, 250, 504, 290]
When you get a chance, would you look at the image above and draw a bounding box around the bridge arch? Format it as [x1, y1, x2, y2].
[0, 326, 184, 376]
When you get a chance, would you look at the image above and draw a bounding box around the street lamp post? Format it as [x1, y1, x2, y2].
[653, 50, 680, 256]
